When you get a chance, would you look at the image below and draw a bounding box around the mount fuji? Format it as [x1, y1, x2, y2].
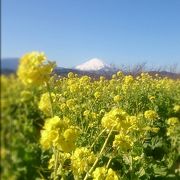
[75, 58, 115, 72]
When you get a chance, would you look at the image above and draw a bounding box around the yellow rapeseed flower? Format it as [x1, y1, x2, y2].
[124, 75, 134, 84]
[116, 71, 124, 77]
[167, 117, 179, 126]
[66, 99, 76, 109]
[94, 91, 101, 99]
[40, 116, 67, 150]
[54, 127, 79, 152]
[92, 167, 119, 180]
[148, 95, 156, 101]
[17, 51, 55, 85]
[144, 110, 158, 120]
[71, 147, 96, 175]
[101, 108, 128, 130]
[112, 74, 116, 79]
[100, 76, 105, 81]
[113, 95, 121, 103]
[68, 72, 74, 78]
[40, 129, 58, 149]
[113, 133, 133, 152]
[38, 92, 55, 116]
[173, 105, 180, 113]
[83, 110, 90, 117]
[143, 126, 159, 133]
[40, 116, 78, 152]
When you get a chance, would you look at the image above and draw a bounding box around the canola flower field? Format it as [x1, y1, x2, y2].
[1, 52, 180, 180]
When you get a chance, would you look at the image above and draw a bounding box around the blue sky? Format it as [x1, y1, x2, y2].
[2, 0, 180, 69]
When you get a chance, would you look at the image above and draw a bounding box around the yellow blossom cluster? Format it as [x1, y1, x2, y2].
[38, 92, 55, 116]
[17, 51, 55, 85]
[40, 116, 79, 152]
[101, 108, 139, 152]
[144, 110, 158, 120]
[113, 133, 134, 152]
[173, 105, 180, 113]
[71, 147, 96, 175]
[101, 108, 139, 132]
[142, 126, 160, 133]
[92, 167, 119, 180]
[113, 95, 121, 103]
[167, 117, 179, 136]
[101, 108, 128, 130]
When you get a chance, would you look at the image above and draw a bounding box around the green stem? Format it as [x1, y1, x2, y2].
[46, 82, 59, 179]
[90, 128, 107, 149]
[106, 157, 112, 169]
[46, 81, 54, 117]
[53, 149, 59, 180]
[84, 127, 114, 180]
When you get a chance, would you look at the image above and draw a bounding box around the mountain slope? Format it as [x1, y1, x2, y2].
[1, 58, 19, 70]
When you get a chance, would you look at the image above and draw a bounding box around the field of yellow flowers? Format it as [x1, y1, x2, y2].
[1, 52, 180, 180]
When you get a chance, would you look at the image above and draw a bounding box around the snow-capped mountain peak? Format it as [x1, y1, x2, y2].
[75, 58, 109, 71]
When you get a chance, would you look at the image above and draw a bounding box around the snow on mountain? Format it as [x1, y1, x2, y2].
[75, 58, 110, 71]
